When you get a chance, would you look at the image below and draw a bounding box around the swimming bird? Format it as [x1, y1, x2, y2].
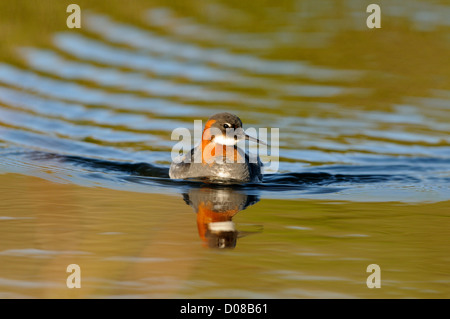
[169, 112, 265, 183]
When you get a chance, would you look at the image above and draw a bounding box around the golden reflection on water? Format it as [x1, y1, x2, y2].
[1, 173, 448, 298]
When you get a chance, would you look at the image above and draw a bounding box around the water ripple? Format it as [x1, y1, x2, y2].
[0, 8, 448, 203]
[0, 63, 205, 116]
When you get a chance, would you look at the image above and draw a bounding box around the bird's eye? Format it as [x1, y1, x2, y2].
[223, 123, 230, 128]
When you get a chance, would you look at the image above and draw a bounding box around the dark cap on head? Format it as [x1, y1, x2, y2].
[206, 230, 238, 249]
[205, 112, 266, 146]
[207, 112, 243, 131]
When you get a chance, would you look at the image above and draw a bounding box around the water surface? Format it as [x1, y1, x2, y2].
[0, 0, 449, 298]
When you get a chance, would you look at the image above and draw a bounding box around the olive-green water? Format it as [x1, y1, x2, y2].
[0, 0, 449, 298]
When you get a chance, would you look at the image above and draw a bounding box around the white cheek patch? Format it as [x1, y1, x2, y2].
[214, 135, 238, 146]
[208, 221, 236, 232]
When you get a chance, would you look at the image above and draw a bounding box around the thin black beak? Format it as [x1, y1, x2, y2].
[244, 133, 267, 146]
[227, 128, 267, 145]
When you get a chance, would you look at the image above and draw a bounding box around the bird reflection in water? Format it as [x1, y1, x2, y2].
[182, 186, 261, 249]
